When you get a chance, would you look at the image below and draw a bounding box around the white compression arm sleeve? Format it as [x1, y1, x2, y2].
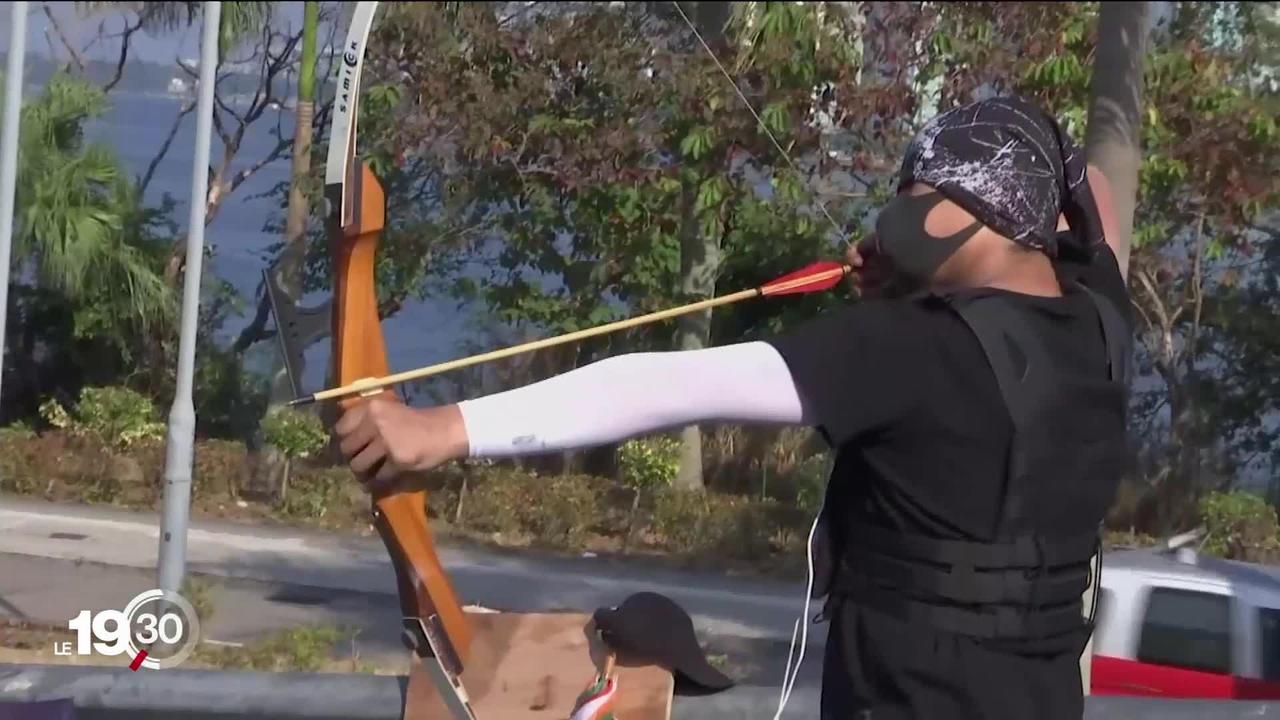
[457, 341, 810, 458]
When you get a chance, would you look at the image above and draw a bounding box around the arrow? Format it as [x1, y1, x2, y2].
[290, 260, 850, 407]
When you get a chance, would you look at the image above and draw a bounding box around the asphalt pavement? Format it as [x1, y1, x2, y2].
[0, 494, 824, 689]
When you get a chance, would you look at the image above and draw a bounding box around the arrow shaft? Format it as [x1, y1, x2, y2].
[306, 286, 762, 404]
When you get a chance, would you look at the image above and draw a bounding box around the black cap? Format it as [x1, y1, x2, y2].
[592, 592, 734, 695]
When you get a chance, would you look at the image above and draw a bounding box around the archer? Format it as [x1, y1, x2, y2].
[335, 96, 1131, 720]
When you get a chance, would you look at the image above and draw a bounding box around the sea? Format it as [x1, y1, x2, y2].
[87, 91, 490, 399]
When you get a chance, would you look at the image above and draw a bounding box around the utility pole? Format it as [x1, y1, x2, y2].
[0, 2, 29, 414]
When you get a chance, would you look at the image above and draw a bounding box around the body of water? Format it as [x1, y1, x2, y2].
[89, 92, 486, 398]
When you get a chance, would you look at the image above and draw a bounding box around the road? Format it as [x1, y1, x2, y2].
[0, 495, 824, 689]
[6, 496, 1279, 719]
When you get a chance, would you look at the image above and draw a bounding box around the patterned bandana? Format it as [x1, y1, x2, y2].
[897, 96, 1106, 258]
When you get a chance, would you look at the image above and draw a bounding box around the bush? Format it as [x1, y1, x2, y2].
[531, 475, 606, 548]
[460, 467, 606, 550]
[618, 436, 681, 492]
[701, 495, 780, 560]
[791, 453, 832, 515]
[0, 421, 35, 442]
[192, 440, 247, 501]
[279, 468, 355, 522]
[40, 386, 164, 448]
[650, 489, 798, 562]
[460, 467, 531, 538]
[1199, 491, 1280, 561]
[261, 408, 327, 460]
[0, 430, 52, 495]
[650, 488, 707, 553]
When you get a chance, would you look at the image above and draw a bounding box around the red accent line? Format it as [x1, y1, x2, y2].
[129, 650, 148, 671]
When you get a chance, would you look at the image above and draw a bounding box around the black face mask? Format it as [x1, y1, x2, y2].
[874, 191, 981, 286]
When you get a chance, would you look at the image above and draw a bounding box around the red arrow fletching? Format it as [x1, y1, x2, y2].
[759, 261, 851, 297]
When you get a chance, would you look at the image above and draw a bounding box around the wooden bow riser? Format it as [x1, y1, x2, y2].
[329, 161, 473, 672]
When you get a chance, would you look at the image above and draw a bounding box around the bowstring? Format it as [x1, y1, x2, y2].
[670, 1, 850, 248]
[670, 8, 835, 716]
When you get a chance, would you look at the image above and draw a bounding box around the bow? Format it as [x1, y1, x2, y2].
[316, 6, 847, 718]
[325, 3, 476, 718]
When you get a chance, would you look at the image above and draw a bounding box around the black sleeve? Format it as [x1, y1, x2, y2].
[765, 301, 923, 448]
[1055, 237, 1133, 331]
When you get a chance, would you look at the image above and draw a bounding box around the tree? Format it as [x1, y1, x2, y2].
[75, 2, 272, 53]
[251, 1, 321, 501]
[355, 3, 873, 481]
[915, 1, 1279, 530]
[672, 1, 733, 491]
[2, 73, 173, 421]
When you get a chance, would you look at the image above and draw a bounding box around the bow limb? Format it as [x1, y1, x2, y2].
[326, 3, 475, 717]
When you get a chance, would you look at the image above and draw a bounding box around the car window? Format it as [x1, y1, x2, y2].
[1261, 607, 1280, 681]
[1137, 587, 1232, 674]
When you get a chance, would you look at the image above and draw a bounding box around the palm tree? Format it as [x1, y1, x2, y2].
[79, 2, 273, 52]
[13, 73, 172, 339]
[279, 0, 319, 328]
[0, 71, 172, 418]
[256, 1, 321, 500]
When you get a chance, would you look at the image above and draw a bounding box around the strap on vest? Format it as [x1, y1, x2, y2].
[848, 523, 1099, 570]
[945, 292, 1058, 531]
[1076, 283, 1132, 385]
[837, 576, 1090, 640]
[841, 524, 1095, 622]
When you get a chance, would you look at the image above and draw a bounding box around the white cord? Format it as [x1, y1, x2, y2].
[773, 497, 824, 719]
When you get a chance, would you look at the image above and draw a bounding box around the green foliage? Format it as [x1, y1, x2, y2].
[532, 475, 605, 548]
[39, 386, 163, 449]
[15, 72, 173, 344]
[261, 408, 327, 460]
[649, 487, 707, 553]
[618, 436, 681, 492]
[200, 625, 345, 672]
[458, 468, 526, 536]
[460, 467, 606, 550]
[650, 488, 794, 561]
[180, 575, 217, 627]
[0, 421, 36, 443]
[279, 468, 355, 522]
[191, 286, 271, 440]
[921, 1, 1280, 531]
[19, 2, 1270, 542]
[38, 399, 73, 430]
[1199, 491, 1280, 560]
[73, 386, 165, 448]
[0, 432, 44, 495]
[359, 0, 864, 380]
[792, 453, 832, 515]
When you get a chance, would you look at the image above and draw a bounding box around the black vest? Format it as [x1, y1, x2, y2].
[817, 283, 1131, 642]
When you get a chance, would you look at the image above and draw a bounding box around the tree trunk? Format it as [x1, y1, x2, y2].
[1084, 1, 1150, 277]
[674, 176, 719, 491]
[250, 1, 319, 500]
[1080, 1, 1150, 695]
[672, 2, 730, 492]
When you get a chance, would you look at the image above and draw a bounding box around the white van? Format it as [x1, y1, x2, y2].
[1091, 544, 1280, 698]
